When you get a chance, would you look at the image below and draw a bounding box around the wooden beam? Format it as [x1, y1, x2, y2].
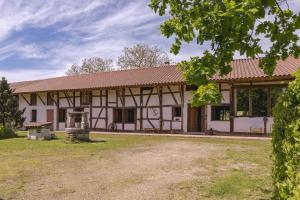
[105, 90, 108, 130]
[158, 86, 163, 131]
[100, 90, 102, 106]
[147, 119, 155, 128]
[56, 92, 60, 131]
[21, 94, 31, 105]
[65, 92, 74, 106]
[129, 88, 138, 106]
[145, 88, 154, 106]
[73, 91, 75, 108]
[89, 90, 92, 129]
[230, 85, 234, 133]
[63, 92, 71, 107]
[37, 93, 46, 105]
[93, 108, 104, 129]
[116, 89, 119, 108]
[50, 93, 58, 106]
[180, 85, 184, 131]
[140, 88, 143, 130]
[167, 85, 179, 105]
[122, 88, 125, 131]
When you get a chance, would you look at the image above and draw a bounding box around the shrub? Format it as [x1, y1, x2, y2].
[0, 126, 16, 139]
[272, 70, 300, 200]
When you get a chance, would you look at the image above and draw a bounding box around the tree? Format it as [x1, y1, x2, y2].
[66, 57, 113, 75]
[117, 44, 170, 69]
[0, 77, 25, 127]
[272, 70, 300, 199]
[150, 0, 300, 106]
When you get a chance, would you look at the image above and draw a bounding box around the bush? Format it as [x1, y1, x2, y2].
[272, 71, 300, 200]
[0, 126, 16, 139]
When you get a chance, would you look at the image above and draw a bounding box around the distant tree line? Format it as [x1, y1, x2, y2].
[65, 44, 171, 75]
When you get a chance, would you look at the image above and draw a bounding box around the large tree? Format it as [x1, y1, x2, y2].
[0, 77, 25, 127]
[66, 57, 113, 75]
[150, 0, 300, 105]
[117, 44, 171, 69]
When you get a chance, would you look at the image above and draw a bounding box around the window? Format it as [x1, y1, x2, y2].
[124, 109, 136, 123]
[31, 110, 37, 122]
[173, 107, 182, 118]
[81, 91, 91, 105]
[47, 92, 54, 105]
[211, 105, 230, 121]
[114, 108, 136, 123]
[114, 109, 123, 123]
[58, 109, 66, 122]
[251, 88, 268, 117]
[235, 86, 287, 117]
[236, 88, 249, 116]
[30, 93, 37, 106]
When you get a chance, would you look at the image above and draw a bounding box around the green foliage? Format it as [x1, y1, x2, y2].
[0, 77, 25, 127]
[272, 70, 300, 199]
[150, 0, 300, 104]
[191, 83, 222, 107]
[0, 126, 16, 139]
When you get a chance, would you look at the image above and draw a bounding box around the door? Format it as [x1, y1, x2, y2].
[188, 105, 202, 132]
[46, 109, 54, 131]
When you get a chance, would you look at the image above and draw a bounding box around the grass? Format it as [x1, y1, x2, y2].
[0, 132, 272, 200]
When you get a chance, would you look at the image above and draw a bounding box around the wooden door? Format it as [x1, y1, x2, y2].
[46, 109, 54, 131]
[188, 105, 202, 132]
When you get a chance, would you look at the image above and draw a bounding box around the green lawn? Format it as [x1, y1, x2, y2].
[0, 132, 272, 200]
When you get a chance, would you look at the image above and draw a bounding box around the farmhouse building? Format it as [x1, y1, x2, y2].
[11, 57, 300, 135]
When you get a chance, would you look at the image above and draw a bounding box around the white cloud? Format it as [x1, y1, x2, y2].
[0, 0, 107, 41]
[1, 68, 65, 83]
[1, 0, 300, 82]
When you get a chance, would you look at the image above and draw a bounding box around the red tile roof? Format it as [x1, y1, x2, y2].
[11, 65, 185, 93]
[11, 57, 300, 93]
[212, 56, 300, 81]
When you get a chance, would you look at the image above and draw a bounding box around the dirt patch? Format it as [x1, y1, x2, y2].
[14, 141, 220, 200]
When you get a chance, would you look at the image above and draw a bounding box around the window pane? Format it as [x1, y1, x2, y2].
[173, 107, 182, 117]
[59, 109, 66, 122]
[124, 109, 135, 123]
[114, 109, 123, 123]
[251, 88, 268, 117]
[31, 110, 37, 122]
[211, 106, 230, 121]
[236, 88, 249, 116]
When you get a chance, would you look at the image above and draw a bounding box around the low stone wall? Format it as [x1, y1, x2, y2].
[65, 128, 89, 142]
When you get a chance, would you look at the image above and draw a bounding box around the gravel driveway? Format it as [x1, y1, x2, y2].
[15, 141, 219, 200]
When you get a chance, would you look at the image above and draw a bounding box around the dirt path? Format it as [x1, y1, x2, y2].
[15, 141, 219, 200]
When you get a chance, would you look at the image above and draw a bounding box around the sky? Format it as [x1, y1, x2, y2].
[0, 0, 300, 82]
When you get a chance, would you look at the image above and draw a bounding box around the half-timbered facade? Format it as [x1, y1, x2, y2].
[11, 57, 300, 134]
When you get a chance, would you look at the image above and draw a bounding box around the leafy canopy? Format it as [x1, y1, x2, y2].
[117, 44, 170, 69]
[66, 57, 113, 75]
[272, 70, 300, 199]
[150, 0, 300, 105]
[0, 77, 25, 127]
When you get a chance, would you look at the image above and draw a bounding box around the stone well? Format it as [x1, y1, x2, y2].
[65, 111, 90, 142]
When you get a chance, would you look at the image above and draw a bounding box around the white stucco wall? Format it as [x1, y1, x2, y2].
[18, 82, 280, 134]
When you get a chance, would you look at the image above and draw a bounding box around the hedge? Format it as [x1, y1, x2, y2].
[272, 70, 300, 199]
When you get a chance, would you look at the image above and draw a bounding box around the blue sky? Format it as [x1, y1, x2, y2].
[0, 0, 300, 82]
